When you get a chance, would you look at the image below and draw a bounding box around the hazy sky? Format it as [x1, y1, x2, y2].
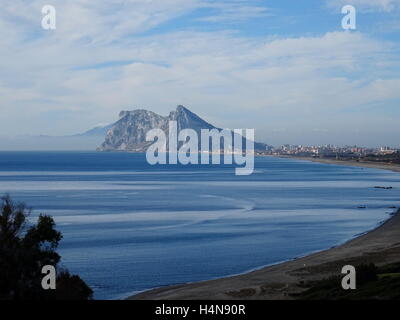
[1, 0, 400, 147]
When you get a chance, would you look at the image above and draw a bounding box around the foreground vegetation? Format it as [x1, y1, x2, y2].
[0, 195, 93, 300]
[297, 263, 400, 300]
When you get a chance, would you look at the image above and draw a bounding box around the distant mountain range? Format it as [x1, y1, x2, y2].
[0, 106, 268, 151]
[74, 124, 114, 137]
[0, 124, 113, 151]
[98, 105, 268, 152]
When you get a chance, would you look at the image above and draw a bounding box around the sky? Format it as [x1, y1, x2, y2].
[1, 0, 400, 148]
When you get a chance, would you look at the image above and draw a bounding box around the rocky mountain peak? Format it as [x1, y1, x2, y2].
[98, 106, 267, 152]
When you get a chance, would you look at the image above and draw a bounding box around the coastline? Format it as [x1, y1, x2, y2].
[273, 155, 400, 173]
[128, 158, 400, 300]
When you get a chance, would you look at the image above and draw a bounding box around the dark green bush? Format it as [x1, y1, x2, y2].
[0, 195, 93, 300]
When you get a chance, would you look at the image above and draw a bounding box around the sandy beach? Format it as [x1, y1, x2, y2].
[282, 156, 400, 173]
[129, 159, 400, 300]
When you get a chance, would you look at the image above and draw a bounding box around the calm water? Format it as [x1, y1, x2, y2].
[0, 151, 399, 299]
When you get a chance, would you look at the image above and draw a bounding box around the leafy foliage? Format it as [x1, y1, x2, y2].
[0, 195, 93, 300]
[298, 263, 400, 300]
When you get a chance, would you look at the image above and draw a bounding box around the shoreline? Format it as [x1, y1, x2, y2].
[128, 158, 400, 300]
[129, 208, 400, 300]
[270, 155, 400, 173]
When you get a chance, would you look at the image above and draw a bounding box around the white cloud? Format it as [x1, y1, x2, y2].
[0, 0, 400, 146]
[328, 0, 400, 12]
[0, 0, 203, 44]
[2, 28, 399, 133]
[196, 1, 270, 23]
[0, 0, 270, 45]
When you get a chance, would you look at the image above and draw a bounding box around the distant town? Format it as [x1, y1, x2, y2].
[257, 145, 400, 164]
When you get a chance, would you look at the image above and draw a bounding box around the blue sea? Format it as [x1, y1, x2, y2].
[0, 151, 399, 299]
